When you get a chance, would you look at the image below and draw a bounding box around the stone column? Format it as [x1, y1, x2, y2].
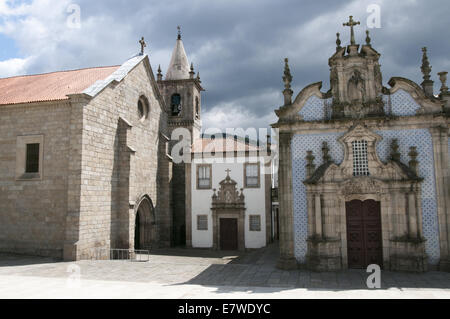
[408, 192, 418, 237]
[315, 194, 323, 237]
[277, 132, 297, 269]
[431, 126, 450, 270]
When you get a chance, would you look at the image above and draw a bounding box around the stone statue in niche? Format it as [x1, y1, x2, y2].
[225, 190, 232, 203]
[347, 70, 365, 103]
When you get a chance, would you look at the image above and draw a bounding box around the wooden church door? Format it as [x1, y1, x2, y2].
[220, 218, 238, 250]
[346, 199, 383, 269]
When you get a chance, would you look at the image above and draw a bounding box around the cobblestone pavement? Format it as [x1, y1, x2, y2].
[1, 244, 450, 298]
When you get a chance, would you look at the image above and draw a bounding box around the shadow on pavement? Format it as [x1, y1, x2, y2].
[170, 243, 450, 293]
[0, 253, 60, 267]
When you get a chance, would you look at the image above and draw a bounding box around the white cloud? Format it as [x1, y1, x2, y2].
[0, 0, 448, 130]
[0, 56, 32, 77]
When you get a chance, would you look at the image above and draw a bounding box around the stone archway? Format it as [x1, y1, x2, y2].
[134, 195, 156, 250]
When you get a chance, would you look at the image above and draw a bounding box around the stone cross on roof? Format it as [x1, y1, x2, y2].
[343, 15, 360, 45]
[225, 169, 231, 175]
[139, 37, 146, 55]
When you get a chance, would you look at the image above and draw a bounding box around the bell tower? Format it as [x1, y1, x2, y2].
[157, 27, 204, 246]
[157, 26, 204, 140]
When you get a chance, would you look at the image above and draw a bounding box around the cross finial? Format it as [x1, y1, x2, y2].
[177, 25, 181, 40]
[139, 37, 146, 55]
[343, 15, 360, 45]
[225, 169, 231, 176]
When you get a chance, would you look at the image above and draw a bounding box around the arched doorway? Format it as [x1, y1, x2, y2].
[134, 196, 156, 250]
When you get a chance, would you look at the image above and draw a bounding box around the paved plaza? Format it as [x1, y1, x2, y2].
[1, 244, 450, 298]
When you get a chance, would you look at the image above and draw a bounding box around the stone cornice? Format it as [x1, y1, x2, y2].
[272, 113, 449, 134]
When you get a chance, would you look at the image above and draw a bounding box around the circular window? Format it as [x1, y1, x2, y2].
[138, 96, 149, 121]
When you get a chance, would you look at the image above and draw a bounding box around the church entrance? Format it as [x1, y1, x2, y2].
[220, 218, 238, 250]
[346, 199, 383, 269]
[133, 196, 155, 251]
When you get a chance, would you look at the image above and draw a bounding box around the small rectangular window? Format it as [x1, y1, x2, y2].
[249, 215, 261, 231]
[197, 215, 208, 231]
[25, 143, 40, 173]
[197, 165, 211, 189]
[244, 163, 259, 188]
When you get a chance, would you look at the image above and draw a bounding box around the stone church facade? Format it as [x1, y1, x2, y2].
[0, 31, 204, 260]
[273, 18, 450, 272]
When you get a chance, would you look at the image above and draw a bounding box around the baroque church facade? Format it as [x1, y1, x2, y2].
[0, 31, 205, 260]
[273, 17, 450, 272]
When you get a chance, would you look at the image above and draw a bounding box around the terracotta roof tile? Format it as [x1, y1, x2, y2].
[192, 137, 261, 153]
[0, 65, 120, 105]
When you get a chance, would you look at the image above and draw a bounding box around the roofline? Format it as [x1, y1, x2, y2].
[0, 65, 121, 80]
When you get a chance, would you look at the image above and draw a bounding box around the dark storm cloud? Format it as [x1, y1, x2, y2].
[1, 0, 449, 130]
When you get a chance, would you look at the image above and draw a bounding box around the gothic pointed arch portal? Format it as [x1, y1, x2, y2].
[134, 195, 156, 250]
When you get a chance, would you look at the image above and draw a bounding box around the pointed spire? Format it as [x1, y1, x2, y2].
[421, 47, 434, 97]
[282, 58, 293, 106]
[165, 26, 190, 80]
[365, 30, 371, 46]
[157, 65, 163, 81]
[189, 62, 195, 79]
[196, 72, 201, 83]
[336, 32, 341, 50]
[421, 47, 432, 81]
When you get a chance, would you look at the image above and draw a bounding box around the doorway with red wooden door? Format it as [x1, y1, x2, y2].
[346, 199, 383, 269]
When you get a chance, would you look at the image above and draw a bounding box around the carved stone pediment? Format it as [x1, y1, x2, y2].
[212, 172, 245, 209]
[339, 177, 384, 195]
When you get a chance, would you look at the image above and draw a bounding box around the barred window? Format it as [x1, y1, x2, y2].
[197, 165, 211, 189]
[197, 215, 208, 231]
[249, 215, 261, 231]
[352, 140, 369, 176]
[245, 163, 259, 188]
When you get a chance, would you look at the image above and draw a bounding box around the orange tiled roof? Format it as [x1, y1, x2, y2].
[192, 137, 262, 153]
[0, 65, 120, 105]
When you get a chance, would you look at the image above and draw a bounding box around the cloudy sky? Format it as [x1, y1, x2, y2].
[0, 0, 449, 130]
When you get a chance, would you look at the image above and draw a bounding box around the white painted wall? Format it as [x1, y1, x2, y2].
[191, 155, 267, 249]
